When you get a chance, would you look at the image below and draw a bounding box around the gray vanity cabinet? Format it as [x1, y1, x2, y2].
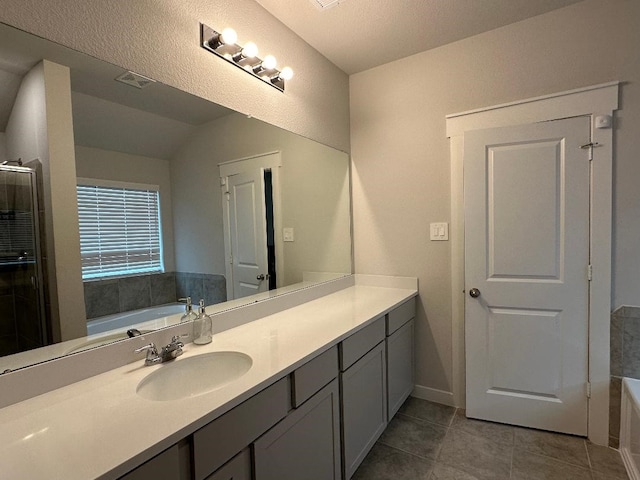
[254, 346, 341, 480]
[254, 379, 341, 480]
[386, 298, 415, 419]
[117, 299, 415, 480]
[340, 317, 387, 479]
[192, 377, 290, 480]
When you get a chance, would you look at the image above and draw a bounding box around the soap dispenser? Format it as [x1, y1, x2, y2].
[179, 297, 198, 323]
[193, 299, 212, 345]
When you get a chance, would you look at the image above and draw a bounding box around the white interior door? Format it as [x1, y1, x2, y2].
[464, 116, 591, 435]
[227, 169, 269, 299]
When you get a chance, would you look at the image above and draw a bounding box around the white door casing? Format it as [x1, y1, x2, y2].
[464, 117, 590, 435]
[447, 81, 618, 445]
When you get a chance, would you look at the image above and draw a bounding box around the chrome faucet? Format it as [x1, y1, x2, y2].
[134, 335, 189, 366]
[161, 335, 188, 361]
[134, 343, 162, 366]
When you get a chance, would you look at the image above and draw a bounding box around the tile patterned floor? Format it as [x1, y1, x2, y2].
[353, 397, 630, 480]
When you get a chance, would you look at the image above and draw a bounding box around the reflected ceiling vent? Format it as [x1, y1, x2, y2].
[310, 0, 343, 10]
[114, 71, 156, 89]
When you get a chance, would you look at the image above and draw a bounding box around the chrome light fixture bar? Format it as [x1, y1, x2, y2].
[200, 24, 293, 92]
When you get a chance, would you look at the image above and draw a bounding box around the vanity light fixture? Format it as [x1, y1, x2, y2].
[200, 23, 293, 92]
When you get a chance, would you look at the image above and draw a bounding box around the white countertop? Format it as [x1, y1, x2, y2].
[0, 283, 416, 480]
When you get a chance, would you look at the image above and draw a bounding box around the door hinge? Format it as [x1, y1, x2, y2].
[229, 254, 233, 265]
[586, 382, 592, 398]
[587, 264, 593, 281]
[580, 142, 600, 161]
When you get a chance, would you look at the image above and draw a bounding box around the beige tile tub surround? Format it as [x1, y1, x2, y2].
[610, 306, 640, 447]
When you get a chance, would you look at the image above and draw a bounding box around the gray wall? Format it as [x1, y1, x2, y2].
[350, 0, 640, 397]
[171, 112, 351, 285]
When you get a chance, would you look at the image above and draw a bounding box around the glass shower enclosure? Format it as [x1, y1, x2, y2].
[0, 163, 47, 357]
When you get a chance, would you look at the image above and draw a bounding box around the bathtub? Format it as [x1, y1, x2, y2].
[621, 378, 640, 479]
[87, 303, 185, 335]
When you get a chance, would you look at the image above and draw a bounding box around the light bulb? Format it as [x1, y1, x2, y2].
[220, 28, 237, 45]
[262, 54, 277, 70]
[242, 42, 258, 59]
[280, 67, 293, 80]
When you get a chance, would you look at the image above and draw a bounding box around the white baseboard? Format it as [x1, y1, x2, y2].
[621, 448, 639, 480]
[412, 384, 456, 407]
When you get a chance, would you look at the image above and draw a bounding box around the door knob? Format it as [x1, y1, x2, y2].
[469, 288, 481, 298]
[257, 274, 269, 281]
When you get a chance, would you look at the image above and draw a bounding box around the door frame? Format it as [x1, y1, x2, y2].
[219, 151, 283, 300]
[446, 81, 619, 445]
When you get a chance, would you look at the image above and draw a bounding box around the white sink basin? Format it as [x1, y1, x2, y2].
[136, 352, 253, 401]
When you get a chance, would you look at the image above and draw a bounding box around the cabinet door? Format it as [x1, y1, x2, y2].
[119, 444, 181, 480]
[341, 341, 387, 479]
[254, 379, 341, 480]
[205, 449, 251, 480]
[387, 318, 414, 419]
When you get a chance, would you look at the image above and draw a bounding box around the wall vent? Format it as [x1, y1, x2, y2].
[310, 0, 343, 11]
[114, 71, 156, 89]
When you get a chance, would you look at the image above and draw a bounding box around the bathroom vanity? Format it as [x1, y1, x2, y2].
[0, 275, 416, 480]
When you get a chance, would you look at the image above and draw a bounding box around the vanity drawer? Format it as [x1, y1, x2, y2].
[339, 316, 385, 371]
[193, 377, 290, 480]
[291, 346, 338, 407]
[386, 298, 416, 336]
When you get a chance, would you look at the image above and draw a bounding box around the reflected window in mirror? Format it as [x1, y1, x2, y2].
[77, 179, 163, 279]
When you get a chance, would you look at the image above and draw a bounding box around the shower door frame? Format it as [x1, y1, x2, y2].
[0, 162, 48, 350]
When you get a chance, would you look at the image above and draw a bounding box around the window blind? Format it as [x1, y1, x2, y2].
[77, 181, 163, 279]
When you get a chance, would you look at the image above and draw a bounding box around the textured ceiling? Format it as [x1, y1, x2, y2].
[254, 0, 585, 74]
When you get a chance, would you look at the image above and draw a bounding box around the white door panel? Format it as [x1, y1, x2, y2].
[488, 141, 562, 279]
[465, 117, 590, 435]
[228, 169, 268, 299]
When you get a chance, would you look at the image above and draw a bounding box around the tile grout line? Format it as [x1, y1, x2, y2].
[379, 414, 451, 456]
[509, 434, 515, 479]
[396, 410, 451, 427]
[447, 407, 459, 428]
[584, 438, 594, 475]
[434, 407, 457, 463]
[374, 440, 441, 464]
[428, 408, 463, 475]
[516, 447, 593, 471]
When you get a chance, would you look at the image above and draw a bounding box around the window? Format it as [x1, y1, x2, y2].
[77, 179, 163, 280]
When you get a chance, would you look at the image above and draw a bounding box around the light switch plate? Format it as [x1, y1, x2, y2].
[430, 222, 449, 241]
[283, 227, 295, 242]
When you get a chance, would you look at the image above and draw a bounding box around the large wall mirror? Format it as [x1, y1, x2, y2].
[0, 23, 352, 373]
